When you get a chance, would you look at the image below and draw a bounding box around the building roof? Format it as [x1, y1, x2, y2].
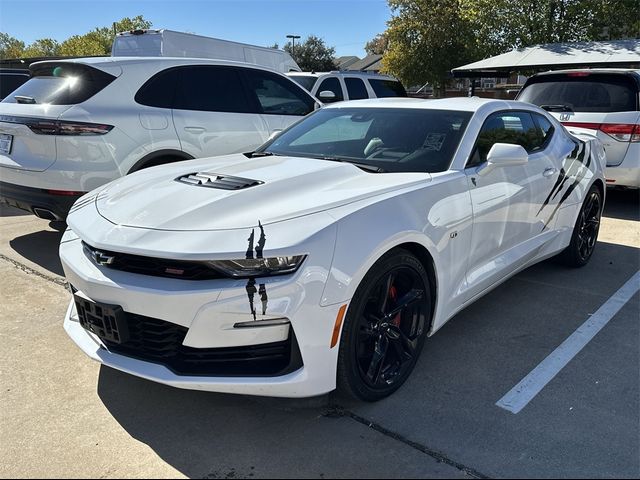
[347, 54, 383, 71]
[452, 39, 640, 76]
[335, 55, 360, 70]
[363, 58, 383, 71]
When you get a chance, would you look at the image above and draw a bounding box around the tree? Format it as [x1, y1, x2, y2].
[23, 38, 60, 57]
[284, 35, 337, 71]
[0, 32, 25, 59]
[365, 33, 388, 55]
[383, 0, 474, 96]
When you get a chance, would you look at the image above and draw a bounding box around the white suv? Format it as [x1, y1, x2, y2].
[517, 69, 640, 188]
[287, 71, 407, 103]
[0, 57, 318, 220]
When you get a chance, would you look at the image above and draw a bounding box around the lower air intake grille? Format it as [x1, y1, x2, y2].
[100, 312, 303, 377]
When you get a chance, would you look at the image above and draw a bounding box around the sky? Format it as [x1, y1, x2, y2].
[0, 0, 392, 58]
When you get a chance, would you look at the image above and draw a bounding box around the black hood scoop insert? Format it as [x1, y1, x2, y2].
[176, 173, 263, 190]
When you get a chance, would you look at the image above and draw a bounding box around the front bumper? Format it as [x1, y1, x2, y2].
[60, 225, 344, 398]
[0, 180, 83, 220]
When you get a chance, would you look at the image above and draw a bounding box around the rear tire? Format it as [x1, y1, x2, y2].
[558, 184, 602, 268]
[336, 249, 432, 402]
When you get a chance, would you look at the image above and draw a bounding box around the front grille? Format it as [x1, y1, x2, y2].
[83, 242, 223, 280]
[100, 311, 302, 377]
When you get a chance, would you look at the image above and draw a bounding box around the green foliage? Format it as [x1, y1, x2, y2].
[283, 35, 337, 71]
[382, 0, 640, 96]
[365, 33, 388, 55]
[383, 0, 473, 95]
[1, 15, 152, 59]
[0, 32, 25, 59]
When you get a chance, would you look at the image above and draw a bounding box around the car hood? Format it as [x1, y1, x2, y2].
[94, 154, 430, 231]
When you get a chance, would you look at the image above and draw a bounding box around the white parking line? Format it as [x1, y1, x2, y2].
[496, 270, 640, 414]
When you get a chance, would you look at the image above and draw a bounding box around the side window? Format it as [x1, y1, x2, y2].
[135, 68, 180, 108]
[317, 77, 344, 102]
[244, 69, 315, 116]
[467, 111, 545, 168]
[532, 113, 555, 149]
[368, 79, 407, 98]
[174, 66, 251, 113]
[345, 77, 368, 100]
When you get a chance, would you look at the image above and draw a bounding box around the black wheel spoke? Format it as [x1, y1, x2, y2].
[366, 335, 389, 384]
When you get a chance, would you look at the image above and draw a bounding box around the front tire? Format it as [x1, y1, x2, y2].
[558, 184, 603, 267]
[336, 249, 432, 402]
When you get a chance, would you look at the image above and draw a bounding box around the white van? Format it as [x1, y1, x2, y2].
[112, 29, 301, 74]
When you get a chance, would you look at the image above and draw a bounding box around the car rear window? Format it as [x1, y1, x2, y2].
[0, 72, 30, 100]
[368, 79, 407, 98]
[518, 73, 639, 113]
[1, 63, 116, 105]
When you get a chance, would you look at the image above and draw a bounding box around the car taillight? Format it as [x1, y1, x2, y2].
[562, 122, 640, 142]
[27, 119, 114, 136]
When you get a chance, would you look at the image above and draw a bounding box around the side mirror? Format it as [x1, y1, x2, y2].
[477, 143, 528, 176]
[318, 90, 337, 102]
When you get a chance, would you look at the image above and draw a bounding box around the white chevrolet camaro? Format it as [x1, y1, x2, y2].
[60, 98, 606, 401]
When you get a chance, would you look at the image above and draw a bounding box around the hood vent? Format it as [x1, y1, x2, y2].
[176, 173, 263, 190]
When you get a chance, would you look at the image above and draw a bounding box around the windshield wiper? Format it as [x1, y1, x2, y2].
[540, 104, 573, 112]
[319, 156, 386, 173]
[244, 151, 276, 158]
[14, 95, 36, 104]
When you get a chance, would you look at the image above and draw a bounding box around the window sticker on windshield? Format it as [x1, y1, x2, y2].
[423, 133, 446, 151]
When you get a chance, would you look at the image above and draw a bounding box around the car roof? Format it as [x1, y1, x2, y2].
[323, 97, 525, 112]
[533, 68, 640, 76]
[29, 56, 290, 72]
[287, 71, 398, 80]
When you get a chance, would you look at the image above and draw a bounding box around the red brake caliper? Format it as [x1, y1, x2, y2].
[389, 285, 402, 327]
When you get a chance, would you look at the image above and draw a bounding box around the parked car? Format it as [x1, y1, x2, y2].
[517, 69, 639, 188]
[112, 29, 301, 73]
[0, 57, 319, 220]
[288, 71, 407, 103]
[0, 68, 30, 101]
[61, 97, 605, 401]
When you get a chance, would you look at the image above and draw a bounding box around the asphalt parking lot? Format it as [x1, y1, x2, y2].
[0, 189, 638, 479]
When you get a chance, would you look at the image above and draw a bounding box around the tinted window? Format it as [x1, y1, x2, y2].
[468, 111, 545, 167]
[174, 66, 251, 113]
[135, 68, 180, 108]
[2, 63, 116, 105]
[368, 79, 407, 98]
[533, 113, 554, 146]
[288, 75, 318, 92]
[263, 107, 472, 173]
[0, 73, 30, 100]
[244, 69, 315, 115]
[317, 77, 344, 102]
[345, 77, 368, 100]
[518, 73, 638, 112]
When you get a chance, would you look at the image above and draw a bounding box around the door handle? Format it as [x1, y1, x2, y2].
[184, 126, 205, 133]
[543, 167, 558, 178]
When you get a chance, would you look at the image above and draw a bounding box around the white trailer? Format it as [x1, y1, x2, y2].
[111, 29, 301, 73]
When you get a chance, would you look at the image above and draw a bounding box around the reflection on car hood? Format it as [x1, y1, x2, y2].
[93, 154, 430, 231]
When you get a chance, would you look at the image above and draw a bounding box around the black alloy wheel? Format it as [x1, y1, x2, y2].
[560, 184, 603, 267]
[337, 249, 432, 401]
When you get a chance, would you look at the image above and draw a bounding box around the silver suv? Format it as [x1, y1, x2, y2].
[517, 69, 639, 188]
[287, 71, 407, 103]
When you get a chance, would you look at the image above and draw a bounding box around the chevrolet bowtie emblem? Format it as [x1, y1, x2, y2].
[94, 250, 115, 266]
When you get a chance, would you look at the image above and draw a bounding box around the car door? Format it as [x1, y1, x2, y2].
[241, 68, 317, 137]
[463, 110, 556, 298]
[172, 65, 268, 158]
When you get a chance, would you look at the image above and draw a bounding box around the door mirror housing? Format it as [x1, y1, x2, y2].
[318, 90, 337, 102]
[477, 143, 529, 176]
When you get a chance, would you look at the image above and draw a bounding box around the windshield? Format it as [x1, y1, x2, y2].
[261, 107, 472, 173]
[288, 75, 318, 92]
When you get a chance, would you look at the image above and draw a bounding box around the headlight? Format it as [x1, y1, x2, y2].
[207, 255, 306, 278]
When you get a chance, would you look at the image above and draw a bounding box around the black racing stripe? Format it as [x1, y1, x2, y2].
[537, 167, 566, 216]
